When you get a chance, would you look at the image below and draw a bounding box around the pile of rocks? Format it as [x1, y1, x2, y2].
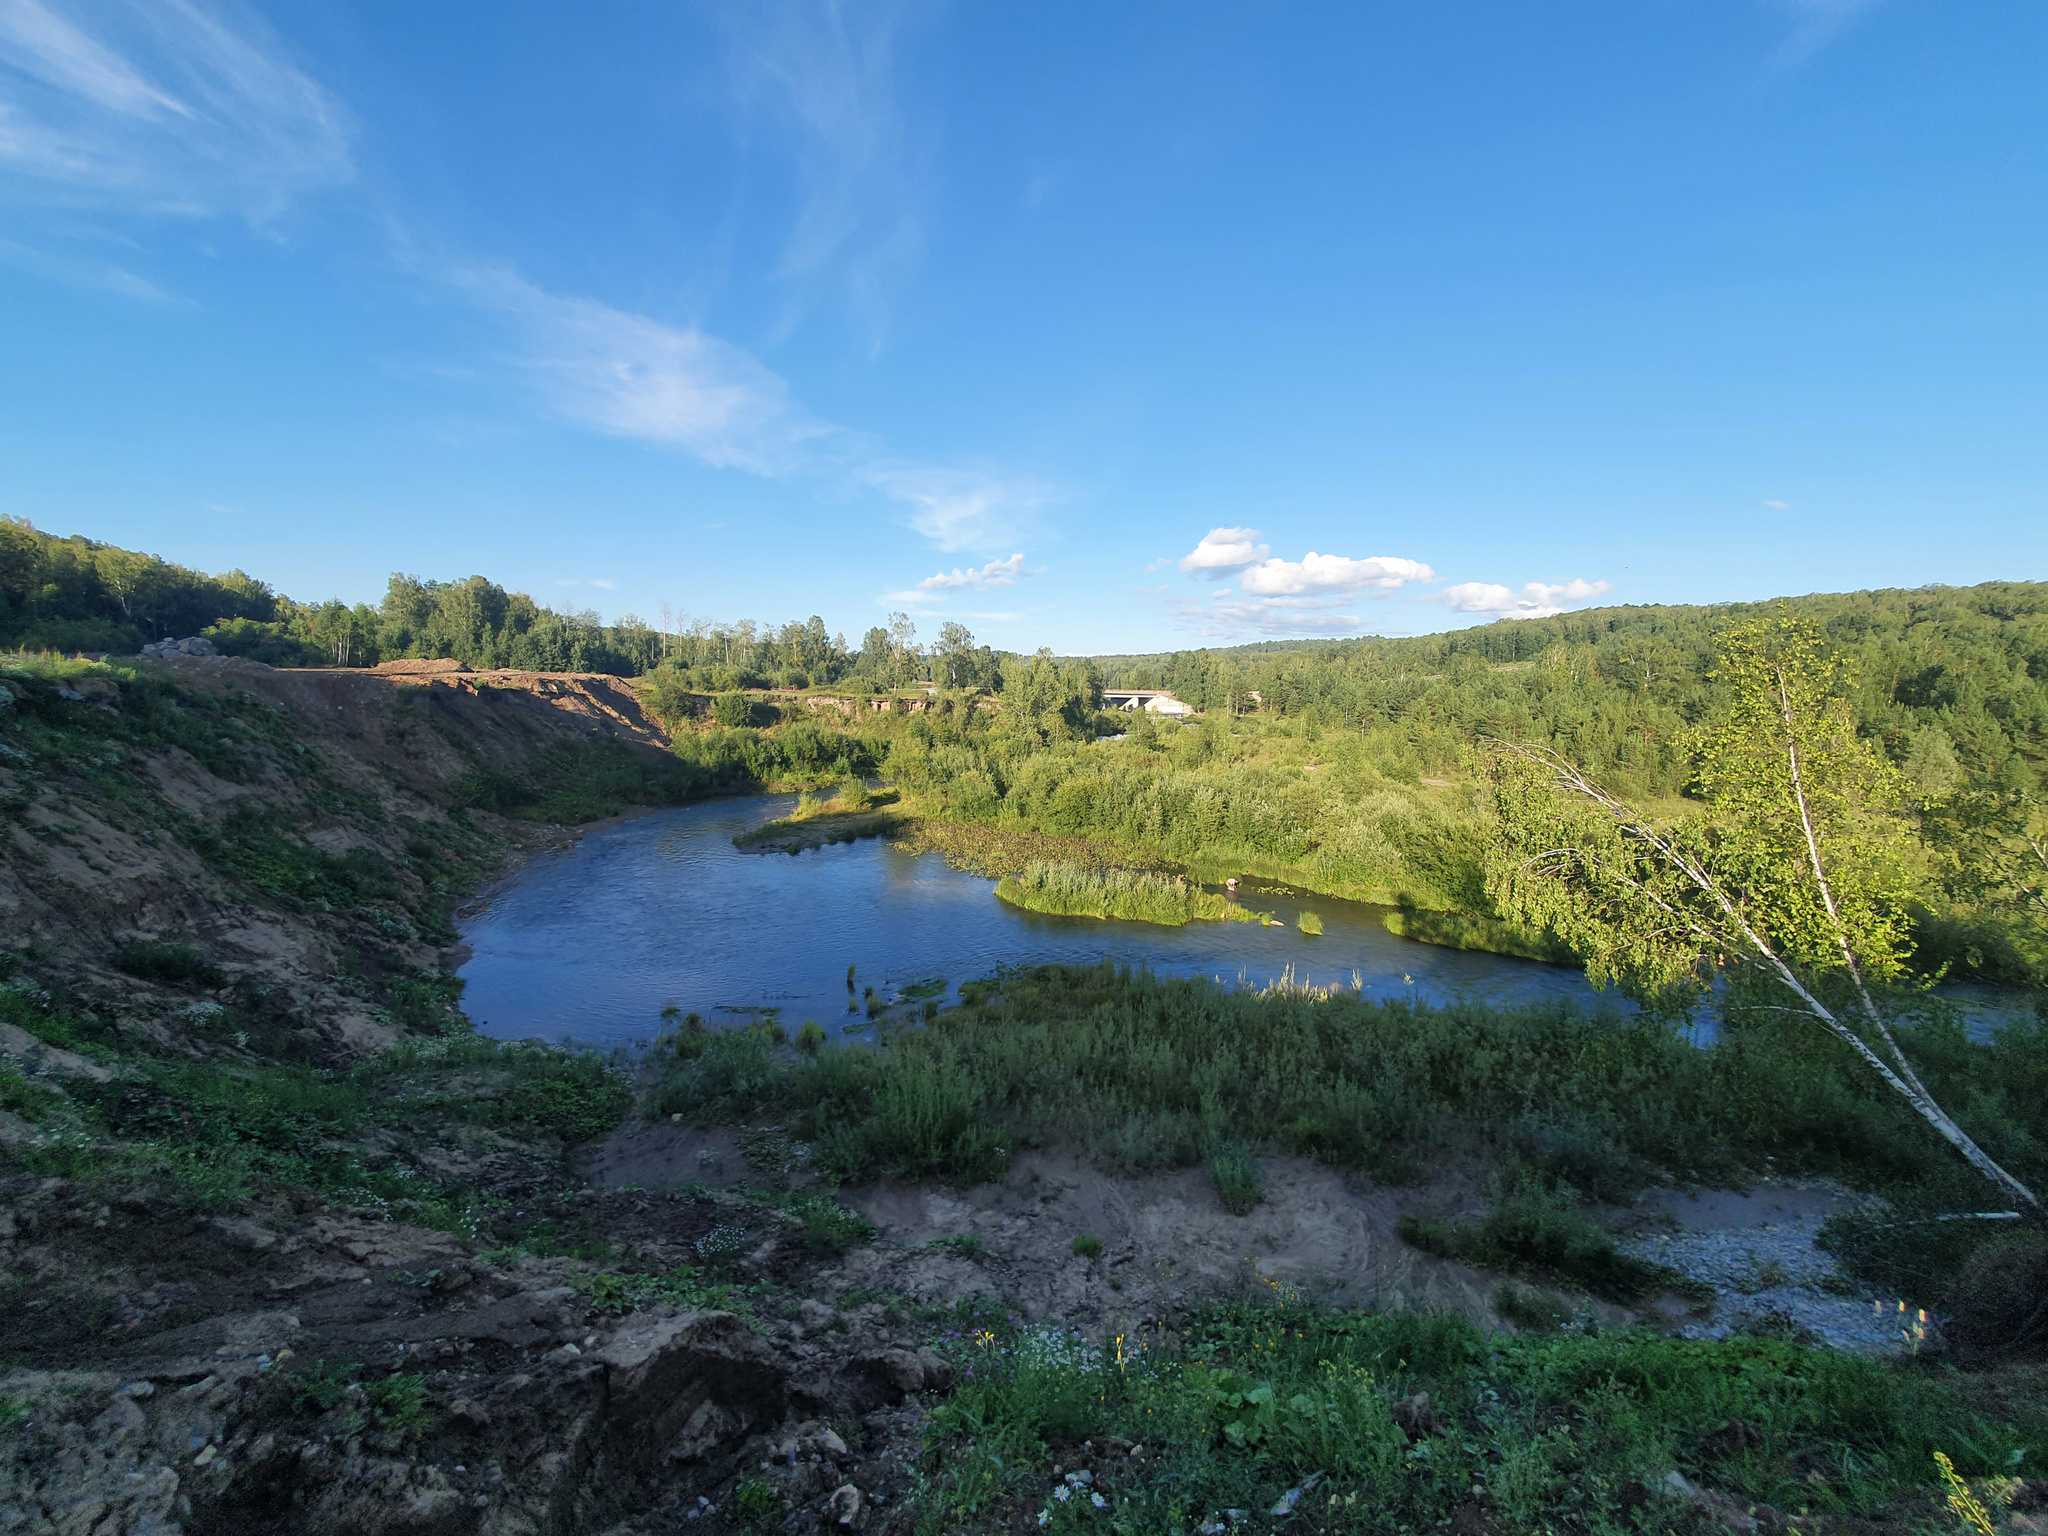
[139, 636, 220, 658]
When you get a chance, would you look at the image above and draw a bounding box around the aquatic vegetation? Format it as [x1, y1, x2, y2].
[994, 860, 1257, 927]
[1295, 910, 1322, 936]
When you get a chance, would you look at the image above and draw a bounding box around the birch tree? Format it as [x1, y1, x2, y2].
[1486, 614, 2040, 1215]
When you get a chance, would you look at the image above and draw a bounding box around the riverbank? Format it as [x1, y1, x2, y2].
[8, 655, 2046, 1536]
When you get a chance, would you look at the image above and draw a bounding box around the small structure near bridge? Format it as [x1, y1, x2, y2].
[1101, 688, 1198, 717]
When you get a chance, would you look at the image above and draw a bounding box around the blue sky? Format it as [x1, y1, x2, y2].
[1, 1, 2042, 652]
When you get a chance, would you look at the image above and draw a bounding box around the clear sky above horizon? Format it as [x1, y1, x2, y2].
[2, 1, 2043, 653]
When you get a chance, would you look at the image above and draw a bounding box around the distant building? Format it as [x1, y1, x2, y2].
[1100, 688, 1198, 717]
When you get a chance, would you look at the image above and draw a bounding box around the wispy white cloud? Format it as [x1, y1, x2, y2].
[0, 0, 352, 219]
[1761, 0, 1883, 68]
[554, 577, 618, 590]
[1177, 526, 1269, 574]
[855, 461, 1046, 552]
[457, 265, 1043, 549]
[0, 231, 172, 298]
[916, 552, 1027, 591]
[1763, 498, 1788, 509]
[1436, 577, 1611, 620]
[720, 0, 920, 345]
[458, 265, 828, 476]
[1167, 589, 1376, 639]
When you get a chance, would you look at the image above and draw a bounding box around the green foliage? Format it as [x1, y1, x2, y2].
[752, 1188, 877, 1255]
[575, 1263, 744, 1314]
[1296, 909, 1322, 936]
[648, 963, 2048, 1216]
[1, 517, 276, 652]
[929, 1232, 982, 1258]
[1206, 1144, 1265, 1215]
[1071, 1233, 1103, 1258]
[108, 939, 222, 989]
[1396, 1167, 1687, 1302]
[995, 860, 1255, 926]
[0, 1064, 63, 1123]
[1492, 1281, 1574, 1332]
[730, 1475, 780, 1529]
[191, 808, 399, 911]
[1487, 617, 2042, 1209]
[796, 1019, 826, 1055]
[920, 1298, 2048, 1535]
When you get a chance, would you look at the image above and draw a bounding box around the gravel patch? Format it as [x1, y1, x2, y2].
[1624, 1212, 1915, 1354]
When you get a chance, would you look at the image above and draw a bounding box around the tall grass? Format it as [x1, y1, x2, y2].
[915, 1298, 2048, 1535]
[646, 962, 2048, 1223]
[994, 860, 1256, 927]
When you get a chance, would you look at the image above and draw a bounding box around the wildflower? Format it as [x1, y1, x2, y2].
[1934, 1452, 1995, 1536]
[1090, 1492, 1108, 1509]
[1055, 1486, 1071, 1503]
[1037, 1513, 1050, 1528]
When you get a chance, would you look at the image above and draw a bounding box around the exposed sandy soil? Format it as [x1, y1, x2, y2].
[583, 1127, 1652, 1333]
[1, 654, 675, 1058]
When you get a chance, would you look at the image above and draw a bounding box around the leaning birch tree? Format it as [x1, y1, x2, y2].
[1485, 615, 2040, 1215]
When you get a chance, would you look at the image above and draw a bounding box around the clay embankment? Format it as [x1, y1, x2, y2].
[0, 654, 674, 1056]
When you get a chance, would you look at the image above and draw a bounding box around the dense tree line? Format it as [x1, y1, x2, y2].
[7, 518, 2041, 978]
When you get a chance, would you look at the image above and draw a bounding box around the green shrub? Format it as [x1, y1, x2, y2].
[1207, 1144, 1265, 1215]
[769, 1189, 877, 1256]
[1493, 1282, 1574, 1332]
[1397, 1168, 1685, 1303]
[995, 860, 1255, 927]
[109, 939, 222, 989]
[1941, 1231, 2048, 1360]
[929, 1232, 982, 1258]
[1072, 1233, 1102, 1258]
[712, 692, 753, 729]
[1297, 910, 1323, 936]
[796, 1019, 826, 1055]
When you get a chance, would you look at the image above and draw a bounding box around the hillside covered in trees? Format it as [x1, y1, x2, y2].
[6, 517, 2044, 982]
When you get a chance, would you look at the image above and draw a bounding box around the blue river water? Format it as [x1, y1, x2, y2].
[456, 796, 1623, 1049]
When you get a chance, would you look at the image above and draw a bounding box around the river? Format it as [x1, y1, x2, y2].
[456, 796, 1622, 1048]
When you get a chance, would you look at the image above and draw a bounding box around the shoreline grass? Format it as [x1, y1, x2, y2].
[994, 859, 1257, 927]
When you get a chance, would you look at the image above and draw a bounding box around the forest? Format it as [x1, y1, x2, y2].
[6, 516, 2044, 984]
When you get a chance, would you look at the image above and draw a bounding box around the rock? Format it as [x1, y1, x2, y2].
[209, 1216, 278, 1253]
[813, 1428, 850, 1459]
[598, 1309, 787, 1465]
[827, 1483, 863, 1526]
[139, 637, 220, 658]
[798, 1299, 836, 1332]
[1392, 1392, 1440, 1440]
[1269, 1487, 1301, 1516]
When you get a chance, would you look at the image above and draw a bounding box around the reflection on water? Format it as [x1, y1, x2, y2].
[457, 796, 1624, 1048]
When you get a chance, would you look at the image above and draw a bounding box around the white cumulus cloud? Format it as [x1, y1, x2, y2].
[1438, 577, 1612, 620]
[1238, 551, 1435, 596]
[917, 552, 1026, 591]
[1177, 526, 1269, 573]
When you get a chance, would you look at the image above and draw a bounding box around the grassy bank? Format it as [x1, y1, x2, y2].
[994, 860, 1259, 927]
[915, 1296, 2048, 1536]
[650, 963, 2047, 1307]
[1383, 906, 1575, 964]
